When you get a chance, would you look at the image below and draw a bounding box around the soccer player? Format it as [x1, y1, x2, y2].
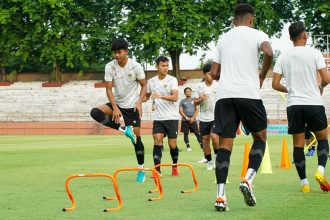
[90, 38, 147, 183]
[179, 87, 203, 152]
[211, 3, 273, 211]
[272, 21, 330, 192]
[194, 63, 219, 171]
[145, 56, 180, 176]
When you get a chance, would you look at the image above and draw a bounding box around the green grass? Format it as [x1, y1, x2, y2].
[0, 135, 329, 220]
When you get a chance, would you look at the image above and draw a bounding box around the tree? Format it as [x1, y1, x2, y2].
[0, 1, 29, 81]
[19, 0, 119, 82]
[295, 0, 330, 50]
[115, 0, 293, 79]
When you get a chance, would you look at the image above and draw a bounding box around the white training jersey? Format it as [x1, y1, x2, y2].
[213, 26, 270, 100]
[147, 75, 179, 120]
[273, 46, 326, 107]
[195, 81, 218, 122]
[104, 58, 145, 108]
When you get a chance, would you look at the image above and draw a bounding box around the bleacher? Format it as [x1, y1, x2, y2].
[0, 78, 329, 123]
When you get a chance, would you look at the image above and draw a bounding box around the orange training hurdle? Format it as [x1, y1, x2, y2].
[63, 173, 121, 212]
[150, 163, 198, 194]
[103, 168, 163, 202]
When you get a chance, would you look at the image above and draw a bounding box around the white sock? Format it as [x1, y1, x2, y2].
[217, 183, 226, 198]
[245, 168, 257, 185]
[318, 165, 325, 175]
[138, 164, 144, 169]
[118, 126, 125, 133]
[300, 178, 309, 186]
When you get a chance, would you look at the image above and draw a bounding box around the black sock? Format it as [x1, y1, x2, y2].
[205, 154, 212, 162]
[153, 145, 162, 172]
[215, 148, 231, 184]
[248, 140, 266, 171]
[170, 147, 179, 167]
[184, 133, 190, 148]
[293, 147, 306, 179]
[195, 133, 203, 148]
[317, 139, 329, 167]
[90, 108, 120, 129]
[213, 148, 219, 155]
[133, 137, 144, 165]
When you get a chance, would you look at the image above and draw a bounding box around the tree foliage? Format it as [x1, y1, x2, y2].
[4, 0, 330, 81]
[115, 0, 293, 78]
[0, 0, 118, 82]
[295, 0, 330, 50]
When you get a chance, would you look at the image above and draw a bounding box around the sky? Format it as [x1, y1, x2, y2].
[146, 23, 317, 70]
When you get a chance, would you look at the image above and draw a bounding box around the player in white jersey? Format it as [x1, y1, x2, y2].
[210, 3, 273, 211]
[272, 22, 330, 192]
[144, 56, 180, 176]
[90, 38, 147, 183]
[194, 63, 219, 171]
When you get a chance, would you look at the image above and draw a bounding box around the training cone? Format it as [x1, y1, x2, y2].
[260, 141, 272, 174]
[280, 138, 291, 169]
[241, 142, 250, 177]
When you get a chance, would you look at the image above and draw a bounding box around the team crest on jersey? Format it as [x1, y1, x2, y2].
[164, 84, 168, 88]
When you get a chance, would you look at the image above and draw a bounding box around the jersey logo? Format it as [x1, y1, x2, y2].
[164, 84, 167, 88]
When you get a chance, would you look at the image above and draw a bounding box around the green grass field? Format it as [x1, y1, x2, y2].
[1, 134, 329, 220]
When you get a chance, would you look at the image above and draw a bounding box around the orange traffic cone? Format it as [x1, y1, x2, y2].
[241, 142, 250, 177]
[280, 138, 291, 169]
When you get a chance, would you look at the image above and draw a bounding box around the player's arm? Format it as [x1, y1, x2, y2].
[318, 67, 329, 94]
[259, 41, 274, 88]
[143, 93, 151, 102]
[211, 62, 221, 81]
[179, 106, 189, 120]
[192, 105, 199, 120]
[272, 72, 287, 93]
[105, 81, 122, 123]
[153, 89, 178, 102]
[134, 78, 147, 118]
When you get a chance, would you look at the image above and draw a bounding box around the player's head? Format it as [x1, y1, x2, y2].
[184, 87, 192, 98]
[233, 3, 254, 27]
[111, 38, 129, 62]
[289, 22, 307, 44]
[202, 63, 213, 83]
[155, 56, 169, 76]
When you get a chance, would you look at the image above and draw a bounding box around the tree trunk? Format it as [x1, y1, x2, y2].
[169, 50, 181, 79]
[52, 61, 62, 82]
[1, 67, 7, 82]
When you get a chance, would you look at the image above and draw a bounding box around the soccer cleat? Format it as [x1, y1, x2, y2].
[305, 148, 315, 156]
[198, 158, 208, 163]
[124, 125, 137, 144]
[214, 197, 229, 212]
[239, 180, 256, 206]
[136, 170, 145, 183]
[187, 147, 192, 152]
[171, 166, 179, 176]
[300, 184, 311, 193]
[314, 170, 330, 192]
[207, 161, 214, 171]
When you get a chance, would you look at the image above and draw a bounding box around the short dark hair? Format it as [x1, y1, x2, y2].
[111, 38, 128, 51]
[202, 63, 212, 73]
[184, 87, 192, 93]
[289, 22, 306, 41]
[234, 3, 254, 18]
[155, 56, 169, 65]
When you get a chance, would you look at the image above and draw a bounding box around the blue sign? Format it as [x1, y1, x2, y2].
[267, 124, 288, 134]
